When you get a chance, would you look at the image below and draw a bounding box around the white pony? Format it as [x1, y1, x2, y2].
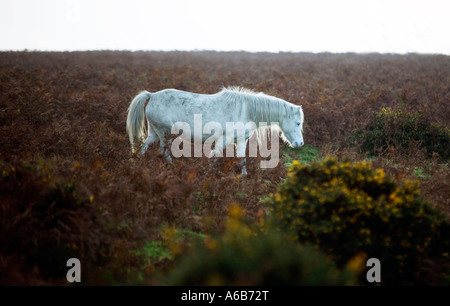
[126, 87, 304, 174]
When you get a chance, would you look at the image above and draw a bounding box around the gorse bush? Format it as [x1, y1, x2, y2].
[357, 107, 449, 160]
[267, 157, 450, 284]
[164, 204, 356, 286]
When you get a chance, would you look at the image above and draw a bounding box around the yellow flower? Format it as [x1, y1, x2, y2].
[347, 252, 368, 274]
[360, 228, 371, 236]
[162, 226, 178, 241]
[204, 236, 218, 250]
[228, 203, 245, 218]
[206, 273, 225, 286]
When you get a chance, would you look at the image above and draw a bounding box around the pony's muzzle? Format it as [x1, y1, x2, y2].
[292, 141, 304, 148]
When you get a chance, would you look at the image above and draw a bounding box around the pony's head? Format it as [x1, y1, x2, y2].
[280, 105, 304, 148]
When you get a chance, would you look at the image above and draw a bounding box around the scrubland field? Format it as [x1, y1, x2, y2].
[0, 51, 449, 285]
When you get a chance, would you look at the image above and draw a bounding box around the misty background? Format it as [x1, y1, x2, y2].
[1, 0, 449, 54]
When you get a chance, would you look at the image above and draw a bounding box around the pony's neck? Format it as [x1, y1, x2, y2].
[218, 88, 292, 126]
[246, 97, 288, 126]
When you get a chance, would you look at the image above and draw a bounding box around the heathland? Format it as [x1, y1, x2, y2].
[0, 51, 448, 285]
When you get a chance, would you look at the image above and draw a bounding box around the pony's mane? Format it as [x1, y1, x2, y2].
[218, 86, 301, 124]
[220, 86, 263, 96]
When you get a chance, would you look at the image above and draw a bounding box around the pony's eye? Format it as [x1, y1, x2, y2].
[297, 122, 301, 126]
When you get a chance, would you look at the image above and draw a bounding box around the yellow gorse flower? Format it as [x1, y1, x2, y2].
[346, 252, 368, 274]
[228, 203, 245, 218]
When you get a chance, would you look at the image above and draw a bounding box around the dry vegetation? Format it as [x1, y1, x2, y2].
[0, 51, 449, 285]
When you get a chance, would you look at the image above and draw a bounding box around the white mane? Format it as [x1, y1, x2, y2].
[218, 86, 302, 126]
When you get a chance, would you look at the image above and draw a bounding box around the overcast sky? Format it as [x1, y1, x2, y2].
[1, 0, 449, 54]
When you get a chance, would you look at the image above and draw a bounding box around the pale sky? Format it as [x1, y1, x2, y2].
[1, 0, 449, 54]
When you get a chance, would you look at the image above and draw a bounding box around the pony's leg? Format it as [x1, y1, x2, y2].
[236, 138, 248, 176]
[240, 158, 247, 176]
[157, 132, 173, 163]
[141, 133, 158, 155]
[141, 123, 158, 155]
[158, 140, 173, 163]
[163, 139, 173, 163]
[149, 125, 173, 163]
[209, 137, 224, 158]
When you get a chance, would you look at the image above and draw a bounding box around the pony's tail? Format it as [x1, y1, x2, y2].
[126, 90, 152, 153]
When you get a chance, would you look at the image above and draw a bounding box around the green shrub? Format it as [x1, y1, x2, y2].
[164, 204, 356, 286]
[283, 144, 319, 167]
[267, 157, 450, 285]
[357, 107, 449, 160]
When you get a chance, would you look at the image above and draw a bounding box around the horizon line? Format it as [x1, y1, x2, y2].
[1, 48, 449, 56]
